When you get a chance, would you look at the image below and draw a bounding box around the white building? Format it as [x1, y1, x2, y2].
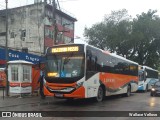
[0, 1, 77, 55]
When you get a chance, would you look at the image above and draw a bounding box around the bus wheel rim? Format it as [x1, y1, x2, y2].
[97, 87, 103, 101]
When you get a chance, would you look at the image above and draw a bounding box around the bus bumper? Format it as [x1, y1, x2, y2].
[138, 85, 144, 91]
[43, 85, 85, 99]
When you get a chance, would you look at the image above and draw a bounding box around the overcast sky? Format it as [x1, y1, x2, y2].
[0, 0, 160, 43]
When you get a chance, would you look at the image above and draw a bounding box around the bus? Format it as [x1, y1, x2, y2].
[43, 44, 139, 102]
[138, 66, 159, 92]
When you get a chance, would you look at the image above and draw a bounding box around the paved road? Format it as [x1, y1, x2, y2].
[0, 92, 160, 120]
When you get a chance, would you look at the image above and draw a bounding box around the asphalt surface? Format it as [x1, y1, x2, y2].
[0, 90, 160, 120]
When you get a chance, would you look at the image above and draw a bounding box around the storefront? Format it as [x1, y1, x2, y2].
[0, 47, 45, 94]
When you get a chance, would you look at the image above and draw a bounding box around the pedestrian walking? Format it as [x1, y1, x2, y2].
[38, 70, 45, 99]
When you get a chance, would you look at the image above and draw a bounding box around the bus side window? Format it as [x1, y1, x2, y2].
[87, 56, 91, 71]
[86, 56, 97, 71]
[91, 57, 97, 71]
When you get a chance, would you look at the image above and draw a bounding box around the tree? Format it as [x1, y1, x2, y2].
[84, 9, 160, 69]
[131, 10, 160, 68]
[84, 9, 133, 56]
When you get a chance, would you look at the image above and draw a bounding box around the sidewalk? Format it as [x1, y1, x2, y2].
[0, 89, 54, 109]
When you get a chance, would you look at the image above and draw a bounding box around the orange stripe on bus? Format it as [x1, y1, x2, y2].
[100, 73, 138, 89]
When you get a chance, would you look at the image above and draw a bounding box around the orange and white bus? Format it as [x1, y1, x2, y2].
[43, 44, 139, 101]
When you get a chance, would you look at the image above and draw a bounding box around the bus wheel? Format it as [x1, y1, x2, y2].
[95, 86, 104, 102]
[125, 85, 131, 97]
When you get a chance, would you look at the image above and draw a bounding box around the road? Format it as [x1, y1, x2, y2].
[0, 92, 160, 120]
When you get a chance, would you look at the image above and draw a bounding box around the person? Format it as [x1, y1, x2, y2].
[38, 70, 45, 99]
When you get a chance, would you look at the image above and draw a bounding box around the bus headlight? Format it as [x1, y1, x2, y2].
[151, 88, 155, 91]
[43, 78, 46, 84]
[76, 82, 83, 89]
[60, 87, 74, 92]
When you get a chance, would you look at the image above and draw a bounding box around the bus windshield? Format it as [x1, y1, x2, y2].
[46, 53, 84, 78]
[138, 70, 144, 81]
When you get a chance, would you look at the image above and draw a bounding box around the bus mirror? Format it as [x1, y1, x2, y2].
[146, 72, 148, 76]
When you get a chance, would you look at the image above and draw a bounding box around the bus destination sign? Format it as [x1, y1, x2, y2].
[51, 46, 79, 53]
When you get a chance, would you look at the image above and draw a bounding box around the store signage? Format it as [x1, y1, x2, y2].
[0, 48, 44, 64]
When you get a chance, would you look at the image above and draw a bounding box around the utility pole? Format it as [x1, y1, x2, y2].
[5, 0, 9, 96]
[52, 0, 58, 45]
[43, 0, 47, 54]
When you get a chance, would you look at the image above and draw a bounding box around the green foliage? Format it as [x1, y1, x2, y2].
[84, 9, 160, 69]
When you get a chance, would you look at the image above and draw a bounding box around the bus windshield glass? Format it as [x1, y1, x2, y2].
[138, 70, 144, 81]
[46, 53, 84, 78]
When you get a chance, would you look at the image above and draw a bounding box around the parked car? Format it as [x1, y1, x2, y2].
[148, 79, 159, 90]
[150, 81, 160, 96]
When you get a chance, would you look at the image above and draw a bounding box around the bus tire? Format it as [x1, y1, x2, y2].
[95, 86, 104, 102]
[125, 85, 131, 97]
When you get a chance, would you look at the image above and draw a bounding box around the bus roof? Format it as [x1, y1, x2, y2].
[86, 44, 138, 65]
[142, 66, 158, 72]
[109, 53, 138, 65]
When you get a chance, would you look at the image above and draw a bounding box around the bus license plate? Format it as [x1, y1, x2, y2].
[55, 93, 63, 97]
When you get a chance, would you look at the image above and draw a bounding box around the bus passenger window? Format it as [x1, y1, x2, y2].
[87, 56, 97, 71]
[87, 56, 91, 71]
[91, 57, 97, 71]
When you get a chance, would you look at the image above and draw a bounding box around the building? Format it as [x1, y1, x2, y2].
[0, 0, 77, 56]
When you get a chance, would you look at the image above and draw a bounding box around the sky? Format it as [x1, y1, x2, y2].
[0, 0, 160, 44]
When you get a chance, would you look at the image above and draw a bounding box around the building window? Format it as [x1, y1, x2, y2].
[10, 32, 15, 38]
[64, 36, 71, 43]
[30, 9, 36, 16]
[56, 15, 61, 25]
[22, 11, 26, 19]
[21, 30, 26, 38]
[23, 66, 30, 82]
[0, 32, 6, 36]
[45, 28, 53, 39]
[49, 30, 53, 39]
[62, 18, 74, 30]
[10, 14, 14, 24]
[11, 66, 18, 82]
